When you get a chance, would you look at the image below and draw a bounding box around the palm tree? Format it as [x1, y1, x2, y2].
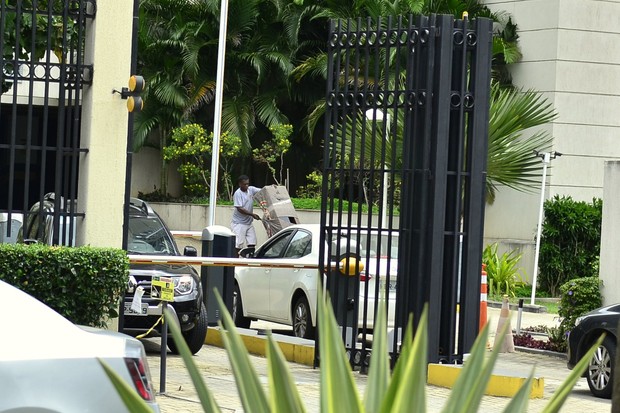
[288, 0, 552, 200]
[135, 0, 217, 192]
[136, 0, 297, 193]
[338, 84, 556, 204]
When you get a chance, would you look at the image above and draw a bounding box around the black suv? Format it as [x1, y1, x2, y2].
[123, 198, 207, 354]
[19, 194, 208, 354]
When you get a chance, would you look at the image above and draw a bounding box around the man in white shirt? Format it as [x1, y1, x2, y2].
[231, 175, 261, 256]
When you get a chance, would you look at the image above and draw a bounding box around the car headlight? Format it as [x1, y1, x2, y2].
[172, 275, 194, 295]
[574, 315, 585, 326]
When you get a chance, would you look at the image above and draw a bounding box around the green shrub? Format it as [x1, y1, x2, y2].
[538, 195, 602, 296]
[0, 243, 128, 327]
[558, 276, 602, 332]
[482, 243, 525, 298]
[546, 324, 568, 353]
[163, 123, 242, 200]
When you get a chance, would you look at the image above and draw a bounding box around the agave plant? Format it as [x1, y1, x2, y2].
[101, 288, 602, 412]
[482, 242, 525, 298]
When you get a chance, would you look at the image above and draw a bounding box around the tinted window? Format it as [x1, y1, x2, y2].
[128, 216, 177, 255]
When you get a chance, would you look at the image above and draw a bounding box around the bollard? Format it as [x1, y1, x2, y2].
[480, 264, 488, 330]
[516, 298, 524, 334]
[201, 226, 236, 326]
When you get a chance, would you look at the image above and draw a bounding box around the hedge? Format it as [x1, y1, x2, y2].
[0, 243, 129, 328]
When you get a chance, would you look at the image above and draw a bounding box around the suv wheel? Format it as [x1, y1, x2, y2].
[168, 303, 208, 355]
[292, 295, 315, 340]
[586, 335, 615, 398]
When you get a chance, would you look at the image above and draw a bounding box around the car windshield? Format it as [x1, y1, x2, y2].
[127, 216, 177, 255]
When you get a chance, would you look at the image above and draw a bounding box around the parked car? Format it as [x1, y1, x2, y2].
[123, 198, 208, 355]
[0, 279, 160, 412]
[232, 224, 398, 339]
[567, 303, 619, 398]
[18, 194, 208, 355]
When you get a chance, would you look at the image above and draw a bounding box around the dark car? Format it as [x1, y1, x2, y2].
[567, 303, 619, 398]
[123, 198, 207, 354]
[18, 194, 208, 355]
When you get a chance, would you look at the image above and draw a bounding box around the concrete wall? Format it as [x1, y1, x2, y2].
[599, 161, 620, 305]
[131, 148, 182, 198]
[483, 0, 620, 283]
[149, 202, 400, 254]
[77, 1, 134, 247]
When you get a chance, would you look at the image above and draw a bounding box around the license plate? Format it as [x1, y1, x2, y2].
[124, 302, 148, 316]
[380, 280, 397, 292]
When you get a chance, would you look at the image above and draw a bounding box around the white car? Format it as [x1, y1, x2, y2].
[0, 280, 160, 412]
[232, 224, 397, 339]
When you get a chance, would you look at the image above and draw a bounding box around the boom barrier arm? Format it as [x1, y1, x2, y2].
[128, 254, 322, 270]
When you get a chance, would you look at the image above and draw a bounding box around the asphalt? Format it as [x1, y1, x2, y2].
[143, 307, 612, 413]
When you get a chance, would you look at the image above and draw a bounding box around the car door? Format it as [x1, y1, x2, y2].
[267, 229, 315, 322]
[236, 230, 294, 319]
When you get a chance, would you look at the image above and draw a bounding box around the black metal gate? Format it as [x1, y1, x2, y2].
[319, 14, 492, 365]
[0, 1, 95, 245]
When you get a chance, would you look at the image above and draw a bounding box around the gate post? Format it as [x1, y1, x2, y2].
[201, 226, 236, 325]
[324, 232, 364, 365]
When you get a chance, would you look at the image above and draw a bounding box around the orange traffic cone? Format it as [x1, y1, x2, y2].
[494, 295, 515, 353]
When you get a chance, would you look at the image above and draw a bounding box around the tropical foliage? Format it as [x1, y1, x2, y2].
[1, 1, 76, 94]
[482, 243, 525, 298]
[133, 0, 554, 201]
[253, 124, 294, 185]
[102, 289, 602, 412]
[163, 123, 243, 200]
[537, 196, 602, 296]
[557, 276, 602, 333]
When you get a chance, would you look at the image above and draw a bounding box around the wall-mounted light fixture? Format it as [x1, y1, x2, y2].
[113, 75, 145, 112]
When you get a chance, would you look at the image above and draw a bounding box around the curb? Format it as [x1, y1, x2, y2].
[204, 327, 568, 399]
[515, 346, 567, 360]
[427, 363, 544, 398]
[205, 326, 315, 366]
[487, 301, 548, 313]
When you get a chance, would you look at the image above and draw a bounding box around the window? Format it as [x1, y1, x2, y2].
[260, 232, 293, 258]
[283, 230, 312, 258]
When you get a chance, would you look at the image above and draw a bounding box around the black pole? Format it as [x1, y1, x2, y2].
[159, 301, 168, 395]
[119, 0, 140, 333]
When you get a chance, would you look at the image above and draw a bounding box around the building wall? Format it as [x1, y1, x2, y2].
[599, 161, 620, 305]
[77, 1, 134, 248]
[131, 148, 182, 198]
[483, 0, 620, 284]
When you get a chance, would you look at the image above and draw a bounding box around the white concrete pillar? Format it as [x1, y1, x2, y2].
[78, 1, 133, 247]
[599, 161, 620, 306]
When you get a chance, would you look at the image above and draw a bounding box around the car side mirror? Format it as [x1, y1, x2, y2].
[184, 245, 198, 257]
[239, 247, 255, 258]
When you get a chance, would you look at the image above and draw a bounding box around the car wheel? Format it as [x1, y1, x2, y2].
[292, 295, 315, 339]
[168, 303, 208, 355]
[233, 284, 251, 328]
[586, 335, 616, 398]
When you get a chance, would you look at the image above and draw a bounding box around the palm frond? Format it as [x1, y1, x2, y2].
[221, 97, 255, 154]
